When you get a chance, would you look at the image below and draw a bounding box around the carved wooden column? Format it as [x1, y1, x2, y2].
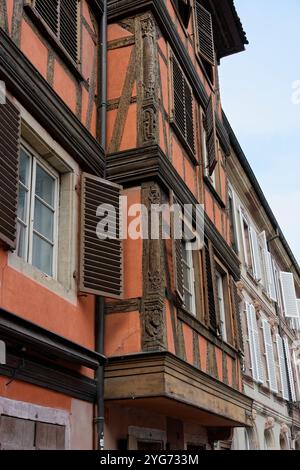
[136, 13, 159, 146]
[141, 182, 166, 351]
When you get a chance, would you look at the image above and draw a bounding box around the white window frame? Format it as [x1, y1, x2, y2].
[262, 319, 278, 393]
[182, 242, 196, 316]
[17, 141, 59, 279]
[216, 270, 227, 342]
[245, 301, 264, 383]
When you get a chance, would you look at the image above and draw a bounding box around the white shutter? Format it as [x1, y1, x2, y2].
[266, 252, 277, 301]
[283, 337, 296, 402]
[276, 334, 289, 400]
[239, 209, 249, 267]
[293, 349, 300, 401]
[250, 227, 262, 281]
[258, 231, 268, 290]
[250, 304, 264, 383]
[246, 302, 258, 381]
[262, 320, 278, 392]
[280, 272, 299, 318]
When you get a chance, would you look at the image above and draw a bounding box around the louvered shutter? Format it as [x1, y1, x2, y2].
[250, 227, 262, 282]
[35, 0, 59, 35]
[80, 174, 123, 298]
[204, 241, 218, 331]
[283, 337, 296, 402]
[279, 272, 299, 318]
[195, 3, 215, 65]
[262, 320, 278, 392]
[266, 252, 277, 301]
[0, 98, 20, 249]
[230, 278, 244, 353]
[34, 0, 78, 62]
[172, 57, 195, 153]
[205, 95, 217, 175]
[250, 303, 264, 383]
[276, 334, 289, 400]
[292, 349, 300, 400]
[245, 302, 258, 381]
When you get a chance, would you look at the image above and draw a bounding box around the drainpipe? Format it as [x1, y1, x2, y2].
[95, 0, 107, 451]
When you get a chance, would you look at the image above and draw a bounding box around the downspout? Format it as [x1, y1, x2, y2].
[95, 0, 107, 451]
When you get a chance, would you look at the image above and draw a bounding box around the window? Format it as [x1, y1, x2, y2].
[172, 57, 195, 155]
[173, 0, 192, 28]
[215, 270, 227, 342]
[34, 0, 79, 62]
[240, 211, 263, 282]
[16, 145, 59, 278]
[245, 302, 264, 383]
[202, 113, 216, 188]
[182, 242, 196, 315]
[228, 187, 238, 253]
[262, 320, 278, 393]
[195, 2, 215, 84]
[240, 213, 253, 272]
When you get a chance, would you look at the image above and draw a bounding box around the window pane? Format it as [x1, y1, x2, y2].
[17, 185, 28, 222]
[16, 222, 27, 259]
[32, 234, 53, 276]
[35, 164, 55, 207]
[19, 149, 30, 187]
[34, 198, 54, 242]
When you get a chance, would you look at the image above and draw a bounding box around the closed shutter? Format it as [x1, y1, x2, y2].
[79, 174, 123, 298]
[279, 272, 299, 318]
[276, 334, 289, 400]
[250, 227, 262, 281]
[35, 422, 65, 450]
[195, 2, 215, 65]
[34, 0, 78, 62]
[172, 57, 195, 153]
[262, 320, 278, 392]
[283, 337, 296, 402]
[0, 97, 20, 249]
[205, 95, 217, 175]
[230, 278, 244, 353]
[204, 241, 217, 331]
[245, 302, 258, 381]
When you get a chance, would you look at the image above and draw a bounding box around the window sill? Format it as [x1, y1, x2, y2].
[170, 120, 199, 166]
[24, 5, 86, 84]
[204, 176, 226, 209]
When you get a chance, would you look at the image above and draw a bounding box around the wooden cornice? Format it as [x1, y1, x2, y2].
[0, 29, 105, 177]
[107, 145, 240, 279]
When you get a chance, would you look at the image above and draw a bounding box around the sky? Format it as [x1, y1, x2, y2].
[219, 0, 300, 264]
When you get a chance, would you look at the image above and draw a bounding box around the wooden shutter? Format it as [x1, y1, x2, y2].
[249, 227, 262, 282]
[204, 241, 218, 331]
[276, 334, 289, 400]
[205, 95, 217, 175]
[283, 337, 296, 402]
[34, 0, 78, 62]
[279, 272, 299, 318]
[35, 422, 65, 450]
[230, 278, 244, 353]
[80, 174, 123, 298]
[195, 2, 215, 65]
[35, 0, 59, 35]
[172, 195, 184, 301]
[0, 98, 20, 249]
[172, 57, 195, 153]
[262, 320, 278, 393]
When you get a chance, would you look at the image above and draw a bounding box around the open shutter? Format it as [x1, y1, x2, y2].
[35, 0, 59, 35]
[60, 0, 78, 62]
[266, 252, 277, 301]
[205, 95, 217, 175]
[279, 272, 299, 318]
[230, 278, 244, 353]
[195, 3, 215, 65]
[276, 334, 289, 400]
[283, 337, 296, 402]
[250, 227, 262, 281]
[262, 320, 278, 392]
[80, 174, 123, 298]
[250, 304, 264, 383]
[0, 97, 20, 249]
[293, 349, 300, 400]
[204, 241, 218, 331]
[245, 302, 258, 381]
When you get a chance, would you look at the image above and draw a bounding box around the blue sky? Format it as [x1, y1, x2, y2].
[219, 0, 300, 264]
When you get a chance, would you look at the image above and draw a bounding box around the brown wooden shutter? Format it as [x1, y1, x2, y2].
[80, 174, 123, 299]
[195, 2, 215, 65]
[172, 57, 195, 153]
[0, 98, 20, 250]
[205, 95, 217, 175]
[172, 194, 184, 301]
[35, 0, 59, 35]
[204, 241, 218, 331]
[230, 278, 244, 353]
